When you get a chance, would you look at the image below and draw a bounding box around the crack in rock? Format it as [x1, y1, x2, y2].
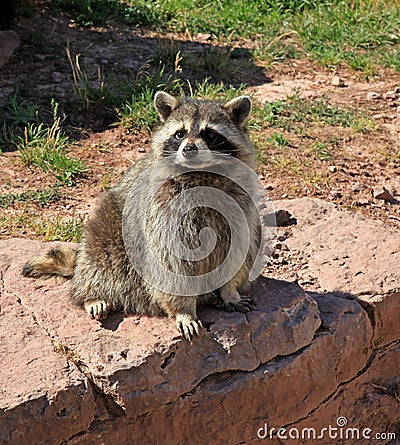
[280, 339, 400, 430]
[53, 341, 126, 419]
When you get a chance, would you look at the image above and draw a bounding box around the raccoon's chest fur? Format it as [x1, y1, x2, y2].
[144, 172, 251, 275]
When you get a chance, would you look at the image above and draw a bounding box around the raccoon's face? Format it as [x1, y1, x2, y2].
[152, 92, 253, 168]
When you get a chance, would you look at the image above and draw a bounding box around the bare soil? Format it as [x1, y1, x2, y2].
[0, 5, 399, 240]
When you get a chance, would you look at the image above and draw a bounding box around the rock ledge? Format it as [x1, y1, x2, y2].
[1, 198, 399, 445]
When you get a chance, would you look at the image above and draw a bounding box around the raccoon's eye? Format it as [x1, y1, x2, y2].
[174, 130, 186, 140]
[205, 128, 216, 139]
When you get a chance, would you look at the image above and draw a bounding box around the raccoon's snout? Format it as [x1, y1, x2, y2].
[182, 144, 198, 158]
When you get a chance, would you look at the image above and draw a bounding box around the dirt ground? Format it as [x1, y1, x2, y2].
[0, 5, 399, 240]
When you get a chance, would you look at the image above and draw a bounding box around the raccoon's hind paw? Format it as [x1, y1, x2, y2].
[221, 291, 256, 313]
[84, 300, 110, 320]
[204, 293, 225, 309]
[176, 314, 203, 342]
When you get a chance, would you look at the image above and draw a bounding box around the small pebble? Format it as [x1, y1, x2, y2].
[52, 71, 63, 83]
[373, 186, 398, 203]
[357, 198, 369, 206]
[352, 183, 365, 192]
[384, 92, 397, 100]
[331, 76, 346, 87]
[367, 92, 381, 100]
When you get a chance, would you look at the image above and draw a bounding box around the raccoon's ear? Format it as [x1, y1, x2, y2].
[154, 91, 179, 122]
[223, 96, 252, 126]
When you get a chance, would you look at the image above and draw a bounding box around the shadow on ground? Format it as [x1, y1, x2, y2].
[0, 7, 270, 144]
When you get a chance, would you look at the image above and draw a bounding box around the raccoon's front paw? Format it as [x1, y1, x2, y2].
[176, 314, 203, 342]
[84, 300, 110, 320]
[221, 292, 256, 313]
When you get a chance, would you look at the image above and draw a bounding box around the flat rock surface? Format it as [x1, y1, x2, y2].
[268, 198, 400, 297]
[0, 271, 95, 444]
[1, 198, 399, 444]
[0, 238, 320, 423]
[66, 291, 373, 445]
[266, 197, 400, 348]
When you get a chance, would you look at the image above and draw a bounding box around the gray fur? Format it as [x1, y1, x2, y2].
[23, 93, 262, 341]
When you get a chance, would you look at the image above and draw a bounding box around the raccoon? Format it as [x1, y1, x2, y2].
[23, 92, 262, 341]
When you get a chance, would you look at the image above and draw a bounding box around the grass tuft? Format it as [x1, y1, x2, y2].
[0, 213, 84, 242]
[18, 101, 88, 185]
[32, 216, 85, 242]
[256, 94, 375, 133]
[0, 90, 38, 151]
[0, 187, 62, 208]
[118, 67, 180, 133]
[66, 44, 112, 111]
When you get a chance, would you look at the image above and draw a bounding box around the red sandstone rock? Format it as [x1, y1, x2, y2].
[272, 198, 400, 349]
[0, 197, 399, 444]
[0, 238, 320, 444]
[291, 346, 400, 445]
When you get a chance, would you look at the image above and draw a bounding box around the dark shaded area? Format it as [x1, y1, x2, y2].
[0, 0, 16, 30]
[100, 311, 125, 331]
[263, 209, 297, 227]
[0, 1, 270, 151]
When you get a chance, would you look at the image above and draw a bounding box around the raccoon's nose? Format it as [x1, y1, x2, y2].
[182, 144, 198, 158]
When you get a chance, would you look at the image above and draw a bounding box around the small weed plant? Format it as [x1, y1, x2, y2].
[18, 101, 87, 185]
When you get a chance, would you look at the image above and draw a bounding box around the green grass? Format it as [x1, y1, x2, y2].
[121, 0, 400, 73]
[19, 29, 55, 53]
[383, 47, 400, 71]
[266, 132, 290, 149]
[311, 140, 332, 162]
[47, 0, 400, 74]
[32, 216, 84, 242]
[52, 0, 119, 26]
[66, 45, 114, 111]
[121, 1, 285, 38]
[251, 92, 379, 191]
[18, 101, 88, 185]
[187, 79, 246, 101]
[0, 187, 62, 208]
[293, 1, 400, 69]
[192, 46, 238, 79]
[151, 40, 186, 72]
[253, 94, 375, 134]
[118, 68, 180, 133]
[1, 213, 84, 242]
[0, 90, 38, 151]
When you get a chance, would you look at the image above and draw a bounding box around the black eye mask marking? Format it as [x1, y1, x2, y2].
[163, 129, 186, 156]
[200, 128, 238, 157]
